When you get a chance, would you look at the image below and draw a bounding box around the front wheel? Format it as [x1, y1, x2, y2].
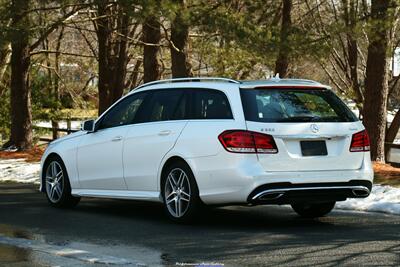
[44, 156, 80, 208]
[291, 202, 335, 218]
[161, 161, 202, 223]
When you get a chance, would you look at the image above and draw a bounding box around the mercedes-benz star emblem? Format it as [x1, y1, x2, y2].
[310, 124, 319, 133]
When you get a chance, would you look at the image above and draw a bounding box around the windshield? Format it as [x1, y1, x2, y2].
[240, 88, 357, 123]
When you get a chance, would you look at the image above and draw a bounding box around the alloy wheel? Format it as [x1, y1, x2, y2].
[45, 161, 64, 203]
[164, 168, 191, 218]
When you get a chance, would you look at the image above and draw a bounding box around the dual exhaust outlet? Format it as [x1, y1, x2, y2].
[253, 186, 371, 201]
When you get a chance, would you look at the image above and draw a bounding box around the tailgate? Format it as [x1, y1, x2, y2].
[246, 121, 365, 172]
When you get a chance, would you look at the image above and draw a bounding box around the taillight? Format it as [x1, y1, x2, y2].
[350, 130, 370, 152]
[218, 130, 278, 154]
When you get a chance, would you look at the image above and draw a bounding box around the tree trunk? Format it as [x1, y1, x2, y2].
[7, 0, 32, 150]
[363, 0, 394, 162]
[347, 37, 363, 104]
[143, 14, 161, 83]
[170, 0, 192, 78]
[111, 6, 129, 103]
[126, 59, 142, 89]
[274, 0, 292, 78]
[95, 0, 112, 115]
[95, 1, 130, 115]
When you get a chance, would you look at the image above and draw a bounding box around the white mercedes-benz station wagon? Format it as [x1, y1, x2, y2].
[40, 77, 373, 222]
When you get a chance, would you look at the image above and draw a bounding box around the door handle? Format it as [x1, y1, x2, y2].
[111, 136, 123, 142]
[158, 130, 171, 136]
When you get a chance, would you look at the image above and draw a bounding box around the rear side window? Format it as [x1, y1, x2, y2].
[191, 89, 233, 119]
[145, 89, 187, 122]
[240, 89, 357, 123]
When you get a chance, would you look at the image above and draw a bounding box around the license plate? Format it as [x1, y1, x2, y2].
[300, 140, 327, 156]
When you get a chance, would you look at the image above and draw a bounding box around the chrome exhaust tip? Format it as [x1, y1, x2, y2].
[258, 192, 284, 201]
[352, 188, 370, 197]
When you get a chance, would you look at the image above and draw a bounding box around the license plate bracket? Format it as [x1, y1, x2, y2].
[300, 140, 327, 156]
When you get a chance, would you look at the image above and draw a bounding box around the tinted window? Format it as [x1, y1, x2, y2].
[146, 89, 187, 122]
[240, 89, 357, 123]
[97, 92, 148, 129]
[191, 89, 233, 119]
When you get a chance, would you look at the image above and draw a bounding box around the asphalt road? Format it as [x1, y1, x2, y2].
[1, 183, 400, 267]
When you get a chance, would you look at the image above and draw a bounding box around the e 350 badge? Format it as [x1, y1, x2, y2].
[260, 128, 275, 132]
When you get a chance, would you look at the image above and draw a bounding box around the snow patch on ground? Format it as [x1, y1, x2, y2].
[336, 185, 400, 215]
[0, 159, 40, 184]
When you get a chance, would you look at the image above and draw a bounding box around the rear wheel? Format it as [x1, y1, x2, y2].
[44, 156, 80, 208]
[291, 202, 335, 218]
[161, 161, 201, 223]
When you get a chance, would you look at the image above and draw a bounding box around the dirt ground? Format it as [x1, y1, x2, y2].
[0, 146, 45, 162]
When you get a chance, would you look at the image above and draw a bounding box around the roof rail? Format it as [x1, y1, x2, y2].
[239, 78, 325, 89]
[131, 77, 240, 91]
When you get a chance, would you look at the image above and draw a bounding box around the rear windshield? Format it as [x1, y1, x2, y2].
[240, 88, 357, 123]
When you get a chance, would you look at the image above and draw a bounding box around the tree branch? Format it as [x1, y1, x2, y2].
[30, 7, 87, 51]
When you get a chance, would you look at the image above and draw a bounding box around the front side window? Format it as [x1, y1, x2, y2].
[97, 92, 148, 130]
[191, 89, 233, 119]
[240, 88, 357, 123]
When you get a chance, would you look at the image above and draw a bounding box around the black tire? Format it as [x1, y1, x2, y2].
[161, 160, 202, 223]
[43, 155, 80, 208]
[291, 202, 335, 218]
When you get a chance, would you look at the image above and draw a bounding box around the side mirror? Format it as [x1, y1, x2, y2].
[81, 119, 95, 132]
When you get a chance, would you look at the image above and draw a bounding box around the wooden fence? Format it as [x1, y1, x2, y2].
[34, 118, 92, 142]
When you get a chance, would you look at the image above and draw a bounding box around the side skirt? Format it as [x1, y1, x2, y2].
[71, 189, 161, 202]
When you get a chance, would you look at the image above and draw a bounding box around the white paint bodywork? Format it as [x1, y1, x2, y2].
[40, 79, 374, 205]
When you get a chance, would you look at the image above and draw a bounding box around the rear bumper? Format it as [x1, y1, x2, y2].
[188, 152, 373, 205]
[247, 180, 372, 205]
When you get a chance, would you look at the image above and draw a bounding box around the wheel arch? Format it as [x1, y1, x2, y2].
[159, 155, 197, 191]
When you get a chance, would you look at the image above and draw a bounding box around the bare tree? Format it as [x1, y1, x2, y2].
[342, 0, 364, 109]
[302, 0, 366, 109]
[4, 2, 84, 150]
